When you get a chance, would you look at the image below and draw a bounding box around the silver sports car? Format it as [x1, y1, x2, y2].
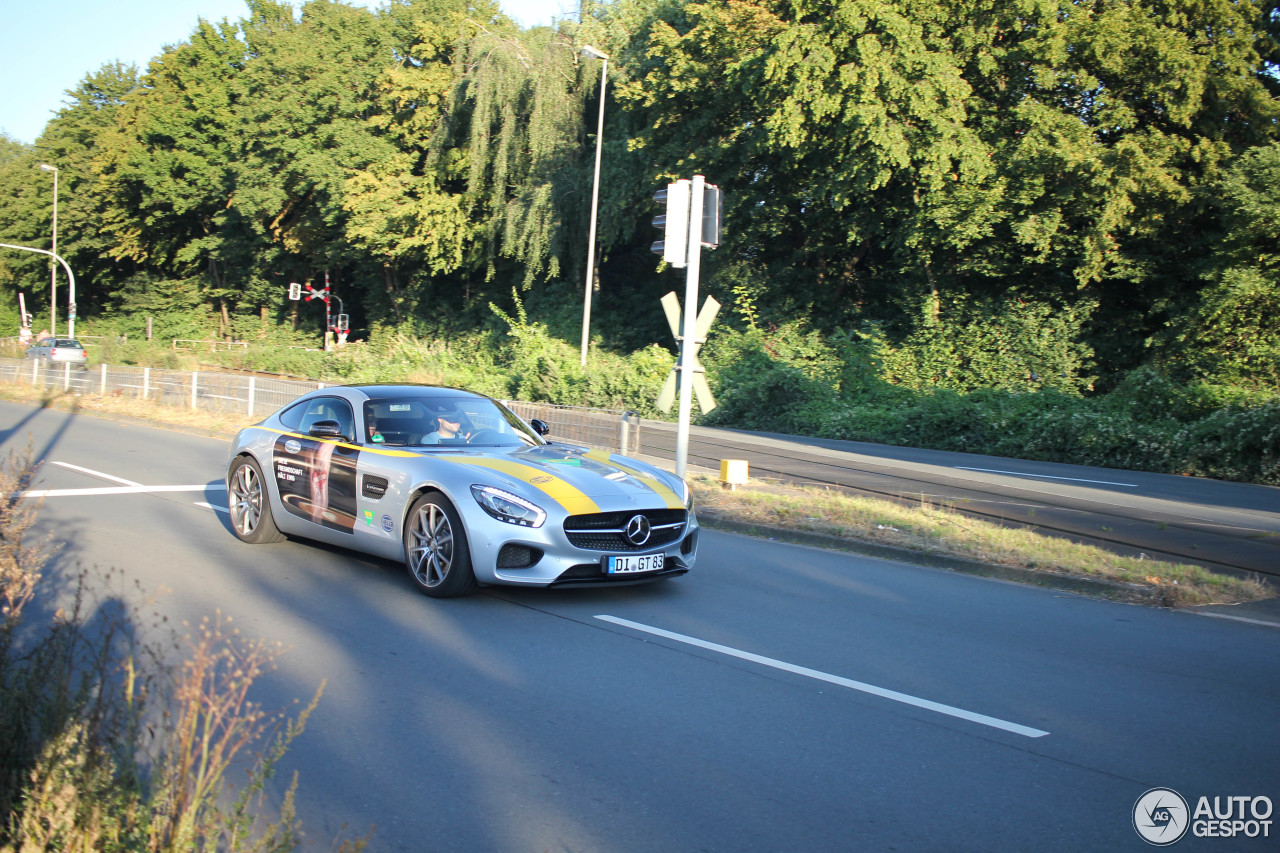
[225, 385, 698, 597]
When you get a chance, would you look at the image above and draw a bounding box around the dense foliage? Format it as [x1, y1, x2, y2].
[2, 0, 1279, 479]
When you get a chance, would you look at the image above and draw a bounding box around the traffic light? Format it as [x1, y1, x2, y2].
[651, 179, 691, 267]
[288, 282, 302, 301]
[701, 185, 723, 248]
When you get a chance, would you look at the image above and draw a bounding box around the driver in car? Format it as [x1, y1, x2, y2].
[423, 412, 470, 444]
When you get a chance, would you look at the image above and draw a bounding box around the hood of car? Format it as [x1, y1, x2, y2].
[432, 443, 686, 513]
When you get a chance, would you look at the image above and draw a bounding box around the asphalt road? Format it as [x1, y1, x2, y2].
[636, 420, 1280, 580]
[4, 401, 1279, 851]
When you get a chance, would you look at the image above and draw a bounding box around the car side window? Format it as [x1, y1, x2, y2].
[332, 402, 355, 440]
[278, 401, 306, 431]
[285, 397, 355, 440]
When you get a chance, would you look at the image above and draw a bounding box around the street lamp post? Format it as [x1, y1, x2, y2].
[38, 163, 59, 338]
[579, 45, 608, 367]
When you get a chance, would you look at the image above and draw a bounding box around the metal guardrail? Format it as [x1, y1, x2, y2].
[503, 401, 641, 456]
[0, 357, 641, 455]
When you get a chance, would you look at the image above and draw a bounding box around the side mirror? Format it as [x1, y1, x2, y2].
[530, 418, 550, 436]
[309, 419, 345, 439]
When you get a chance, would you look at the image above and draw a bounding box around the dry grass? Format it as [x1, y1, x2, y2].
[691, 477, 1274, 606]
[0, 379, 1269, 607]
[0, 384, 257, 438]
[0, 446, 360, 851]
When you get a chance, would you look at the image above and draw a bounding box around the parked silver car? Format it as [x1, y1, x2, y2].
[225, 384, 698, 597]
[25, 338, 88, 367]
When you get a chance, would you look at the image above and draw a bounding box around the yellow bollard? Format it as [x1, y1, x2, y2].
[719, 459, 749, 491]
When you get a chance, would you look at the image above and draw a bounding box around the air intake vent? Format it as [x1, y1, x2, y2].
[497, 544, 542, 569]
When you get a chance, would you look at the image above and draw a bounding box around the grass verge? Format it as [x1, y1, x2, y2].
[2, 381, 1271, 608]
[690, 477, 1272, 606]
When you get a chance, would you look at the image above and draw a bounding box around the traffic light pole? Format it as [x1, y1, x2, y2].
[650, 174, 723, 480]
[0, 242, 77, 338]
[675, 175, 707, 480]
[324, 271, 332, 350]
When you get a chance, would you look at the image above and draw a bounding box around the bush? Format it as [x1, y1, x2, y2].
[490, 296, 681, 416]
[879, 297, 1095, 395]
[700, 325, 846, 432]
[0, 450, 358, 852]
[1179, 400, 1280, 483]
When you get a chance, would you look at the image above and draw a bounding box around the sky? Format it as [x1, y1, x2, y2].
[0, 0, 575, 145]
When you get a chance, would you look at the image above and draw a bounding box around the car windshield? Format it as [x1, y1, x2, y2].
[54, 340, 81, 348]
[363, 396, 542, 448]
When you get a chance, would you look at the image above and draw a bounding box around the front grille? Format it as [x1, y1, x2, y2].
[563, 509, 687, 552]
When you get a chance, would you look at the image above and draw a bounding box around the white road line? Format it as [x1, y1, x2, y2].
[596, 615, 1050, 739]
[49, 461, 141, 486]
[196, 501, 229, 514]
[21, 485, 225, 498]
[956, 466, 1138, 488]
[1192, 611, 1280, 629]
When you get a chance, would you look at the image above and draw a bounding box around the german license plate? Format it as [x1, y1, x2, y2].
[606, 553, 665, 574]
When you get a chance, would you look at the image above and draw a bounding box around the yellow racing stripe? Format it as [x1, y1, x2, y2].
[583, 449, 684, 509]
[446, 457, 600, 515]
[260, 427, 602, 514]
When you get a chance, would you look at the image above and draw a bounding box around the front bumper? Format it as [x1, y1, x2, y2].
[469, 508, 699, 588]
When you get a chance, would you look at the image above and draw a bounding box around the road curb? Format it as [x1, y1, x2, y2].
[695, 509, 1161, 604]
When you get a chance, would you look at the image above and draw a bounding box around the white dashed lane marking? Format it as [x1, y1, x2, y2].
[595, 615, 1050, 738]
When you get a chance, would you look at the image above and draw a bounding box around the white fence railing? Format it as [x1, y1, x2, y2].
[0, 357, 642, 454]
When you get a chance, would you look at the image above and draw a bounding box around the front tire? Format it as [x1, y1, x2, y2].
[403, 494, 477, 598]
[228, 457, 285, 544]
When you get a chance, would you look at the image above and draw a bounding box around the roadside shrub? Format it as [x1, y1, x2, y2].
[491, 296, 680, 415]
[879, 297, 1095, 395]
[1178, 400, 1280, 483]
[1096, 366, 1258, 424]
[826, 325, 908, 402]
[0, 450, 351, 852]
[39, 302, 1280, 486]
[700, 325, 845, 432]
[582, 344, 674, 415]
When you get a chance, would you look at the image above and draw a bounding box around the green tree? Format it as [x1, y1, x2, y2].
[341, 2, 475, 323]
[93, 15, 249, 333]
[433, 17, 598, 294]
[33, 62, 142, 319]
[1172, 143, 1280, 388]
[231, 0, 397, 310]
[0, 133, 46, 320]
[608, 0, 1280, 375]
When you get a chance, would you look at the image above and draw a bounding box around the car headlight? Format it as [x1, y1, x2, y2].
[679, 478, 694, 510]
[471, 485, 546, 528]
